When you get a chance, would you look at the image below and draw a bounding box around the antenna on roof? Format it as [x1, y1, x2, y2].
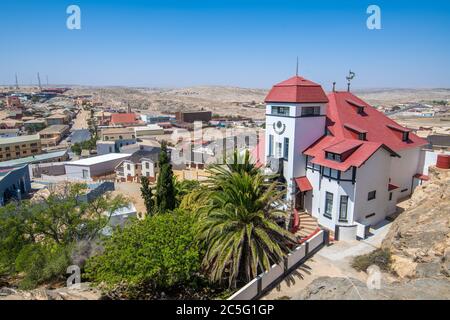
[346, 70, 356, 92]
[46, 75, 49, 87]
[15, 73, 19, 90]
[296, 56, 299, 76]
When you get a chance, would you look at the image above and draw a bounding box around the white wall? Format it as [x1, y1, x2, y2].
[305, 167, 355, 232]
[65, 165, 91, 180]
[141, 160, 156, 178]
[265, 103, 326, 202]
[389, 147, 422, 198]
[354, 148, 391, 226]
[123, 161, 136, 177]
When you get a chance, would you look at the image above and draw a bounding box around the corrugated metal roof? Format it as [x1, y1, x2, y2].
[68, 153, 131, 166]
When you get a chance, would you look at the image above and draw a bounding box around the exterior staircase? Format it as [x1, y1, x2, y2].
[295, 211, 320, 238]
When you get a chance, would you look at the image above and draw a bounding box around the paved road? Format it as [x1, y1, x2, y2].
[261, 220, 392, 300]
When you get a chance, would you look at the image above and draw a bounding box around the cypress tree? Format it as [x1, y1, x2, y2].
[140, 176, 154, 216]
[155, 140, 176, 212]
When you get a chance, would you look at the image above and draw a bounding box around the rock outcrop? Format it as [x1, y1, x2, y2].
[299, 167, 450, 300]
[382, 166, 450, 278]
[0, 284, 101, 300]
[297, 276, 450, 300]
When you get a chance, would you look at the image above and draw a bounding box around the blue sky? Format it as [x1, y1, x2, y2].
[0, 0, 449, 89]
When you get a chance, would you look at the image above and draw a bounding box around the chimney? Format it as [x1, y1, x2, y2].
[332, 82, 336, 92]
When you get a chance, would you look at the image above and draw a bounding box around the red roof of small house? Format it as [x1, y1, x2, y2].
[303, 91, 428, 170]
[265, 76, 329, 104]
[110, 113, 137, 125]
[388, 183, 399, 191]
[413, 173, 430, 181]
[294, 176, 313, 192]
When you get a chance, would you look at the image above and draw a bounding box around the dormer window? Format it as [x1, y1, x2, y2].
[325, 152, 341, 162]
[402, 131, 409, 141]
[358, 132, 366, 141]
[357, 106, 364, 114]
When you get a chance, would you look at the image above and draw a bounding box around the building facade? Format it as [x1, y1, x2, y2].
[263, 75, 429, 240]
[0, 135, 42, 161]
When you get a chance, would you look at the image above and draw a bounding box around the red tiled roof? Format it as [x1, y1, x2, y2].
[304, 136, 391, 171]
[413, 173, 430, 181]
[324, 139, 363, 154]
[294, 176, 313, 192]
[326, 92, 427, 152]
[388, 183, 399, 191]
[265, 76, 329, 104]
[110, 113, 137, 124]
[303, 91, 428, 170]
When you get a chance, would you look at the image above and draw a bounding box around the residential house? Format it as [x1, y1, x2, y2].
[115, 149, 160, 182]
[97, 127, 137, 155]
[110, 113, 139, 127]
[262, 75, 432, 240]
[39, 125, 70, 147]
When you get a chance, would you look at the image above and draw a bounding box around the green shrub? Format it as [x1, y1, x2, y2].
[351, 248, 392, 272]
[85, 210, 202, 296]
[15, 244, 71, 289]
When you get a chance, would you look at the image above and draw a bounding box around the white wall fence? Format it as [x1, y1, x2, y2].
[228, 229, 328, 300]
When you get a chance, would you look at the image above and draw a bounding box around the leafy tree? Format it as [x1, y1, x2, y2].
[140, 176, 154, 215]
[0, 183, 127, 288]
[197, 156, 296, 288]
[85, 210, 202, 297]
[174, 179, 200, 207]
[155, 140, 176, 212]
[71, 143, 82, 155]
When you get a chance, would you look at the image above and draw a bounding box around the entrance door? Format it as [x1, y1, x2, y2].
[296, 192, 305, 210]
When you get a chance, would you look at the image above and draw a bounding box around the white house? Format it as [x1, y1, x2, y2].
[65, 153, 131, 181]
[263, 75, 431, 240]
[115, 149, 160, 182]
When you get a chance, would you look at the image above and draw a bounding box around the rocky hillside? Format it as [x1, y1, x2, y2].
[299, 166, 450, 300]
[382, 166, 450, 279]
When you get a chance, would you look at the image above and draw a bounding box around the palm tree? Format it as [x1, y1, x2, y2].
[197, 169, 297, 288]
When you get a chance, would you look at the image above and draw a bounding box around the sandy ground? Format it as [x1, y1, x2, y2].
[261, 220, 392, 300]
[113, 182, 147, 215]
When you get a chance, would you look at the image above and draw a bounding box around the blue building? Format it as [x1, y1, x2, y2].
[0, 165, 31, 206]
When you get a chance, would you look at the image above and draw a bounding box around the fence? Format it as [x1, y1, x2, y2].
[228, 229, 328, 300]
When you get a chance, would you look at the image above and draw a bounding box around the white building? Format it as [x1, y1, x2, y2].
[115, 149, 160, 183]
[65, 153, 131, 181]
[263, 75, 431, 240]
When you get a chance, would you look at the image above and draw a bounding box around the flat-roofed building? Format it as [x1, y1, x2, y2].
[24, 119, 47, 133]
[134, 124, 164, 137]
[175, 111, 212, 123]
[0, 128, 19, 138]
[65, 153, 131, 181]
[46, 114, 69, 126]
[0, 135, 42, 161]
[39, 125, 70, 147]
[6, 96, 22, 108]
[98, 127, 137, 155]
[101, 127, 136, 141]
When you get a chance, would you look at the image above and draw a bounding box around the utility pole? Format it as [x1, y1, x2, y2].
[37, 72, 42, 91]
[15, 73, 19, 90]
